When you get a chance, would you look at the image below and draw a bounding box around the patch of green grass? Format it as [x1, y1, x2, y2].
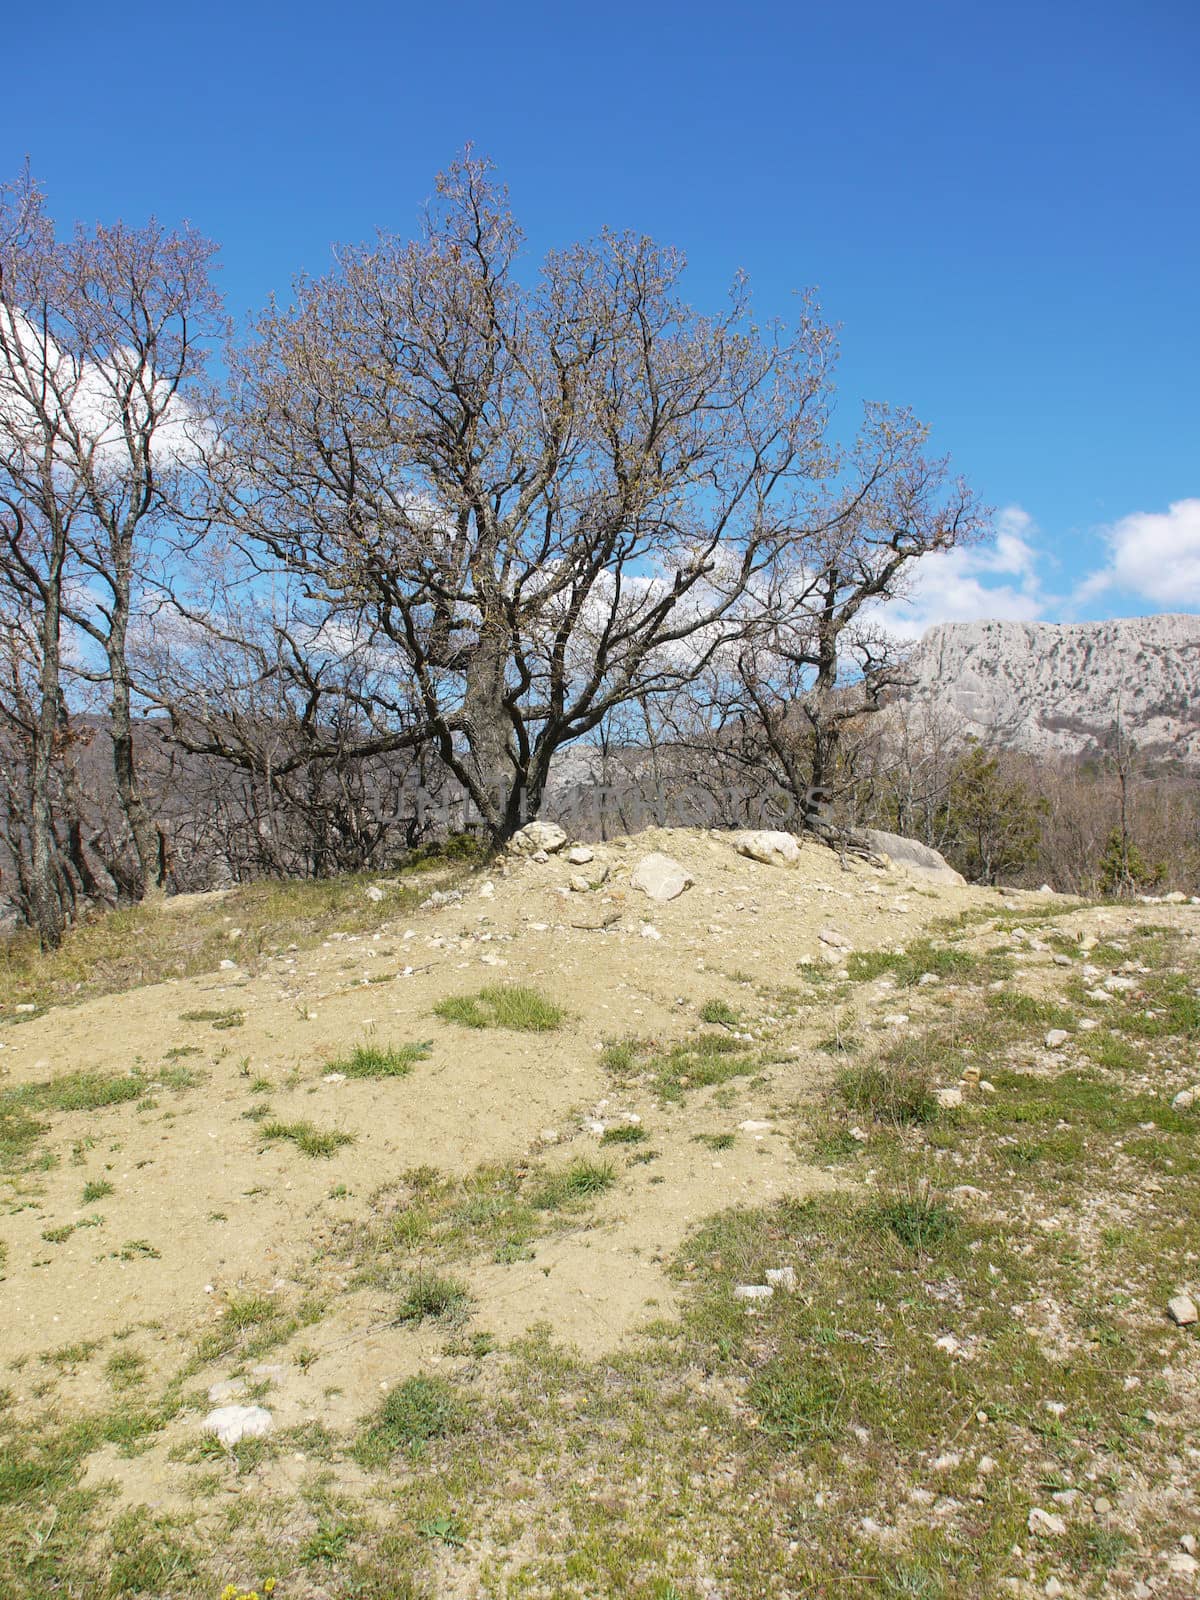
[355, 1375, 469, 1466]
[104, 1348, 148, 1391]
[261, 1119, 355, 1158]
[530, 1158, 616, 1210]
[179, 1006, 244, 1028]
[870, 1194, 959, 1253]
[81, 1178, 114, 1204]
[299, 1518, 355, 1564]
[984, 989, 1075, 1029]
[599, 1038, 643, 1074]
[692, 1131, 736, 1151]
[395, 1269, 473, 1327]
[847, 940, 993, 987]
[333, 1040, 432, 1078]
[837, 1061, 938, 1126]
[699, 998, 740, 1026]
[609, 1031, 756, 1104]
[417, 1512, 467, 1548]
[434, 983, 565, 1032]
[600, 1123, 648, 1145]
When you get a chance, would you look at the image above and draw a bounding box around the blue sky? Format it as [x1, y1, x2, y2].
[5, 0, 1197, 630]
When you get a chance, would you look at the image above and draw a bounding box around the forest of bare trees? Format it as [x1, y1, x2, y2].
[1, 153, 1193, 948]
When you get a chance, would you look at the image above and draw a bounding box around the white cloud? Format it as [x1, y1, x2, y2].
[1076, 498, 1200, 608]
[877, 504, 1048, 640]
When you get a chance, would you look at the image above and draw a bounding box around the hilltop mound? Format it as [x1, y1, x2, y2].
[1, 826, 1197, 1597]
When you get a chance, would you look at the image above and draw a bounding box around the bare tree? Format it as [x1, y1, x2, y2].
[215, 151, 839, 847]
[0, 167, 223, 922]
[0, 171, 77, 944]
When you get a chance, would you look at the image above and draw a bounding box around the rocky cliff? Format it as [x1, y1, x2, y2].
[901, 614, 1200, 762]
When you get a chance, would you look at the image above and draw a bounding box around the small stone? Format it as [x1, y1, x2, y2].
[1168, 1552, 1199, 1579]
[1180, 1534, 1197, 1556]
[569, 874, 590, 893]
[1078, 1018, 1100, 1032]
[639, 923, 662, 941]
[1028, 1507, 1067, 1538]
[1092, 1497, 1112, 1516]
[733, 1284, 774, 1302]
[1166, 1292, 1198, 1326]
[567, 846, 594, 865]
[961, 1065, 981, 1085]
[508, 820, 568, 856]
[935, 1087, 963, 1109]
[931, 1451, 961, 1472]
[630, 852, 693, 902]
[203, 1405, 273, 1447]
[1044, 1029, 1070, 1049]
[1044, 1579, 1065, 1598]
[765, 1267, 797, 1293]
[364, 884, 385, 903]
[207, 1378, 247, 1404]
[934, 1333, 963, 1358]
[1052, 953, 1072, 967]
[478, 881, 495, 899]
[918, 972, 941, 986]
[734, 830, 802, 868]
[978, 1079, 997, 1093]
[818, 926, 852, 950]
[738, 1119, 773, 1133]
[1172, 1089, 1195, 1111]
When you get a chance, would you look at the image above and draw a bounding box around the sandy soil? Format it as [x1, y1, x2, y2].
[0, 824, 1061, 1506]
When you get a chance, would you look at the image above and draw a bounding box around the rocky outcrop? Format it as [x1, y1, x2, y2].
[902, 614, 1200, 762]
[864, 829, 966, 886]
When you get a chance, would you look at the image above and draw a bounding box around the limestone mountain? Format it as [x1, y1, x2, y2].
[901, 614, 1200, 763]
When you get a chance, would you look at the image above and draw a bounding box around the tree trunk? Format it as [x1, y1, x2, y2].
[107, 601, 164, 901]
[29, 572, 66, 949]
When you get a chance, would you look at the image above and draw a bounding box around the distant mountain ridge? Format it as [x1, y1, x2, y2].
[902, 614, 1200, 763]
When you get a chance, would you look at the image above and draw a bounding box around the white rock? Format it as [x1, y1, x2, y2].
[734, 830, 801, 868]
[738, 1119, 773, 1132]
[203, 1405, 273, 1447]
[935, 1087, 963, 1109]
[1168, 1553, 1199, 1578]
[567, 845, 594, 865]
[765, 1267, 797, 1293]
[207, 1378, 247, 1404]
[569, 874, 591, 893]
[477, 880, 495, 899]
[1027, 1507, 1067, 1538]
[639, 923, 662, 941]
[364, 885, 385, 903]
[630, 852, 693, 902]
[508, 820, 568, 856]
[733, 1284, 774, 1302]
[934, 1334, 963, 1358]
[1044, 1029, 1070, 1049]
[1166, 1292, 1199, 1326]
[1172, 1089, 1195, 1111]
[818, 926, 852, 950]
[1078, 1018, 1099, 1032]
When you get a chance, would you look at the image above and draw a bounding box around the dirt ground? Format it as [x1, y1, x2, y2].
[3, 825, 1197, 1599]
[0, 828, 979, 1368]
